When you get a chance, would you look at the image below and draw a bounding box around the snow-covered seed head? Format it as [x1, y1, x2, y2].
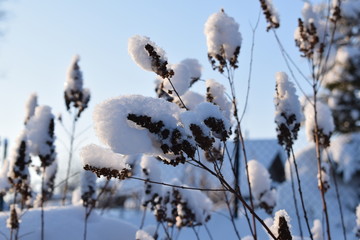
[128, 35, 174, 79]
[7, 204, 19, 230]
[64, 55, 91, 118]
[259, 0, 280, 31]
[204, 9, 242, 73]
[270, 209, 292, 240]
[274, 72, 303, 152]
[81, 170, 97, 208]
[304, 100, 334, 147]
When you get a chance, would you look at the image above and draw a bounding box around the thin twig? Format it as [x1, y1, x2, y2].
[290, 148, 314, 240]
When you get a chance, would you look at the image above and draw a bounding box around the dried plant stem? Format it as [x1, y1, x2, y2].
[204, 223, 214, 240]
[62, 110, 78, 205]
[194, 159, 277, 240]
[287, 154, 304, 240]
[224, 65, 257, 239]
[41, 166, 45, 240]
[290, 148, 314, 240]
[326, 151, 347, 240]
[10, 192, 19, 240]
[166, 77, 188, 110]
[313, 96, 331, 240]
[223, 191, 241, 240]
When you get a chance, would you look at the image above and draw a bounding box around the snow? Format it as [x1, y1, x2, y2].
[160, 62, 191, 96]
[80, 144, 131, 172]
[262, 0, 280, 30]
[93, 95, 182, 155]
[7, 130, 31, 185]
[206, 79, 232, 121]
[26, 105, 56, 161]
[311, 219, 323, 240]
[274, 72, 303, 132]
[177, 91, 204, 110]
[128, 35, 168, 73]
[24, 93, 38, 125]
[136, 229, 154, 240]
[269, 209, 292, 239]
[0, 205, 138, 240]
[204, 9, 242, 61]
[180, 58, 202, 85]
[81, 170, 97, 206]
[304, 100, 334, 145]
[140, 155, 162, 205]
[65, 55, 83, 93]
[248, 160, 276, 212]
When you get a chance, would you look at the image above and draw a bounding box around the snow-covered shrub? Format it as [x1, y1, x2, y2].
[204, 9, 242, 73]
[248, 160, 276, 214]
[64, 55, 91, 118]
[274, 72, 303, 152]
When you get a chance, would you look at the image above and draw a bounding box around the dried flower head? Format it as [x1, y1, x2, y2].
[270, 209, 292, 240]
[204, 9, 242, 73]
[274, 72, 303, 152]
[64, 55, 91, 118]
[7, 204, 20, 230]
[259, 0, 280, 31]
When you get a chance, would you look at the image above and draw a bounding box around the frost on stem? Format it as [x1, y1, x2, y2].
[317, 161, 330, 192]
[24, 93, 38, 125]
[259, 0, 280, 31]
[7, 131, 32, 205]
[64, 55, 91, 118]
[248, 160, 276, 214]
[7, 204, 19, 230]
[304, 100, 334, 148]
[311, 219, 323, 240]
[81, 170, 97, 208]
[81, 144, 131, 180]
[204, 9, 242, 73]
[26, 106, 56, 168]
[274, 72, 303, 152]
[270, 209, 292, 240]
[128, 35, 174, 79]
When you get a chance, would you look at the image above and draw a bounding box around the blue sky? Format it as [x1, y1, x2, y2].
[0, 0, 311, 165]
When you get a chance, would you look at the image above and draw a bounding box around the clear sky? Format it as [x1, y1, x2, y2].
[0, 0, 311, 168]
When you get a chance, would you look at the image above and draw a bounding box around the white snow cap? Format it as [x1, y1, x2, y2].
[26, 105, 55, 157]
[304, 100, 334, 144]
[93, 95, 181, 155]
[263, 0, 280, 29]
[136, 229, 154, 240]
[7, 130, 31, 184]
[177, 91, 205, 111]
[81, 144, 130, 171]
[204, 9, 242, 61]
[180, 58, 202, 82]
[274, 72, 303, 126]
[206, 79, 232, 121]
[248, 160, 276, 211]
[160, 62, 191, 96]
[24, 93, 38, 124]
[65, 55, 83, 93]
[270, 209, 292, 238]
[311, 219, 323, 240]
[128, 35, 167, 72]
